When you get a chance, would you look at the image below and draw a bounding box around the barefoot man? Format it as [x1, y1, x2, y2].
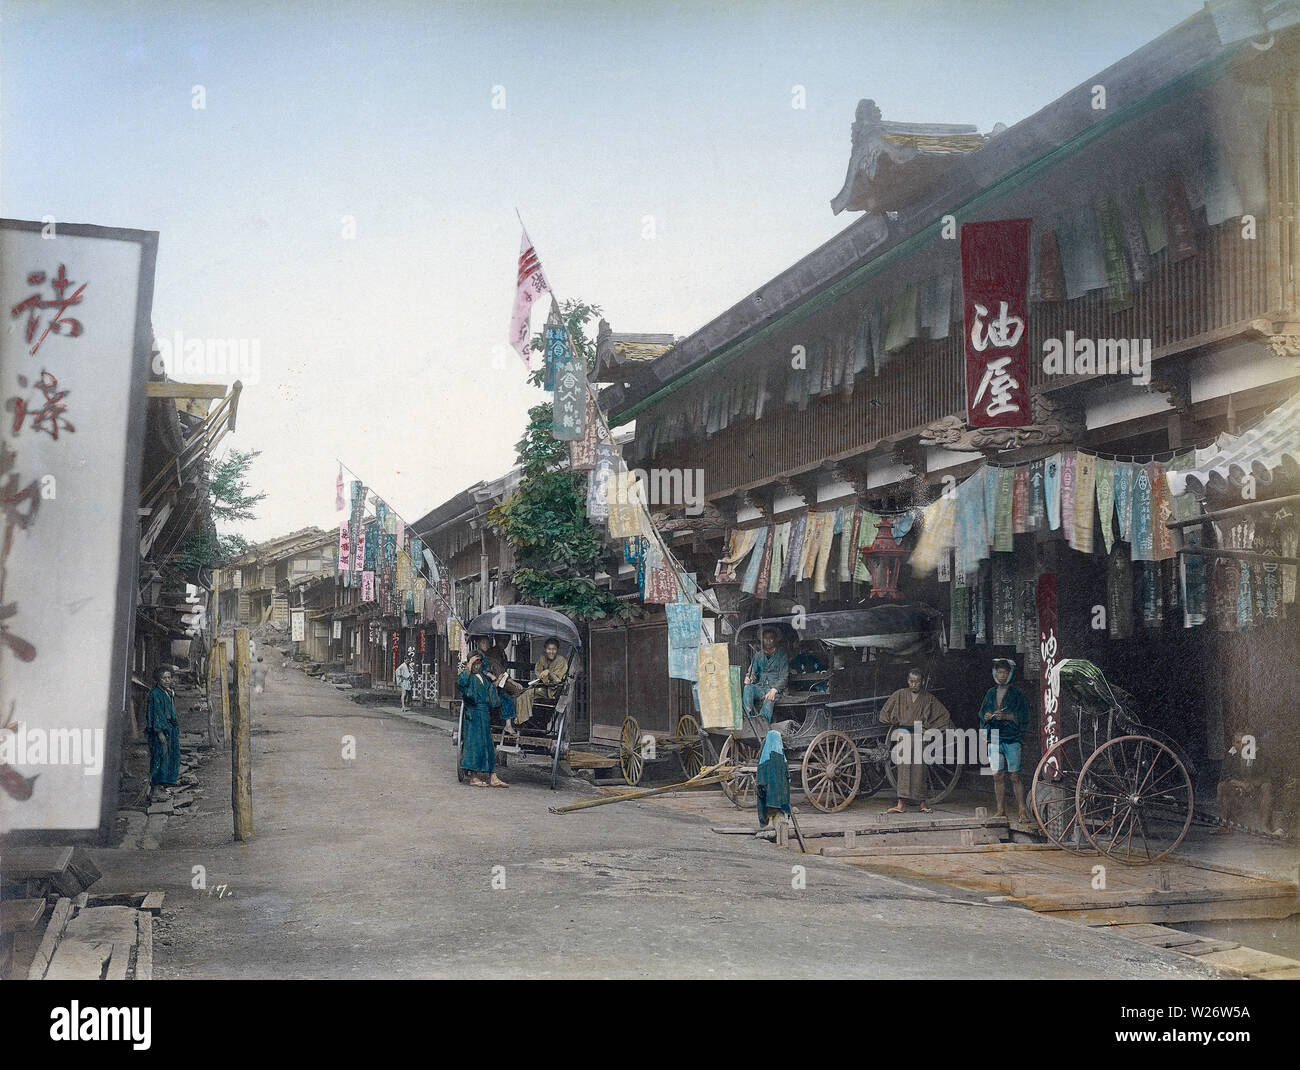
[879, 669, 951, 815]
[979, 658, 1030, 824]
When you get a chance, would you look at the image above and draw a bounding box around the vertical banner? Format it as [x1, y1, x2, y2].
[291, 609, 306, 642]
[1036, 573, 1061, 780]
[962, 219, 1032, 427]
[552, 332, 587, 442]
[0, 220, 158, 838]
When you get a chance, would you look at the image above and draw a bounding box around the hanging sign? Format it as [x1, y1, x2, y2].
[291, 609, 306, 642]
[1035, 573, 1062, 781]
[0, 219, 157, 838]
[552, 330, 587, 442]
[962, 219, 1032, 428]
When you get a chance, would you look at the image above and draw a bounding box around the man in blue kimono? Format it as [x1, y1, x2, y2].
[146, 665, 180, 801]
[459, 653, 507, 787]
[978, 658, 1030, 825]
[742, 628, 789, 724]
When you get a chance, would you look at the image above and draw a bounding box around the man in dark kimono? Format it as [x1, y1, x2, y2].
[742, 628, 789, 724]
[880, 669, 951, 814]
[474, 635, 523, 736]
[979, 658, 1030, 824]
[146, 665, 180, 801]
[458, 653, 507, 787]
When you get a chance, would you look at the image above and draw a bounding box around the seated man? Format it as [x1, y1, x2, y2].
[523, 637, 569, 732]
[788, 647, 829, 694]
[742, 627, 789, 725]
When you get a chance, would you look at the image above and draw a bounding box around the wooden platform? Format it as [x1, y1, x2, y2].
[834, 846, 1300, 924]
[1107, 923, 1300, 979]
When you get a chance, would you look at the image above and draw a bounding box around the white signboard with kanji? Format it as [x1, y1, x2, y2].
[0, 220, 157, 839]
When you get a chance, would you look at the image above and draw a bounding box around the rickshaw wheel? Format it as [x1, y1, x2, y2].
[1075, 734, 1193, 865]
[719, 734, 759, 811]
[674, 714, 705, 780]
[881, 733, 963, 804]
[1030, 734, 1089, 851]
[550, 712, 567, 791]
[801, 730, 861, 813]
[619, 716, 644, 786]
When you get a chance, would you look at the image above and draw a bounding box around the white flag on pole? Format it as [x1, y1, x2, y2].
[509, 229, 550, 367]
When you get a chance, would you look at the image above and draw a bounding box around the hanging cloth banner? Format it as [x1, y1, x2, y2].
[353, 522, 367, 573]
[846, 506, 864, 580]
[552, 334, 587, 442]
[1044, 453, 1062, 532]
[607, 470, 643, 539]
[1060, 452, 1077, 544]
[910, 498, 956, 577]
[570, 390, 601, 472]
[971, 563, 987, 645]
[361, 570, 375, 602]
[754, 523, 775, 597]
[854, 510, 883, 582]
[962, 219, 1032, 428]
[1094, 458, 1116, 554]
[1073, 453, 1097, 553]
[740, 526, 769, 595]
[1098, 194, 1133, 310]
[395, 517, 405, 546]
[812, 513, 838, 593]
[1027, 459, 1046, 532]
[786, 514, 808, 583]
[769, 521, 790, 593]
[1106, 548, 1133, 639]
[543, 318, 567, 392]
[697, 644, 734, 729]
[1130, 463, 1155, 561]
[1037, 229, 1065, 303]
[949, 560, 968, 649]
[587, 441, 617, 522]
[666, 602, 702, 681]
[991, 554, 1017, 646]
[955, 472, 987, 579]
[375, 499, 389, 530]
[1148, 462, 1177, 562]
[1140, 561, 1164, 628]
[338, 523, 351, 572]
[336, 465, 345, 512]
[1113, 461, 1134, 541]
[1012, 466, 1030, 534]
[993, 467, 1015, 552]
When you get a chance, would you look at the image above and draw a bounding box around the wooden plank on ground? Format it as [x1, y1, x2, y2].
[1194, 946, 1300, 975]
[140, 892, 165, 915]
[1, 847, 74, 881]
[26, 897, 74, 980]
[45, 939, 112, 980]
[0, 898, 47, 933]
[1178, 939, 1242, 956]
[135, 910, 152, 981]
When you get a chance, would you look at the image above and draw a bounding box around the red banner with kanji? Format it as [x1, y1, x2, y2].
[1035, 572, 1061, 780]
[962, 219, 1031, 427]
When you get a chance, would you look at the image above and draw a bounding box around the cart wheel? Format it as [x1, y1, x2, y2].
[455, 703, 466, 784]
[1030, 734, 1088, 851]
[619, 716, 644, 786]
[881, 731, 963, 804]
[856, 753, 890, 800]
[801, 730, 861, 813]
[674, 714, 705, 780]
[719, 733, 759, 811]
[1075, 734, 1193, 865]
[550, 712, 567, 791]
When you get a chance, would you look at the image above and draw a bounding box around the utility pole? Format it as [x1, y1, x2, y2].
[232, 627, 254, 841]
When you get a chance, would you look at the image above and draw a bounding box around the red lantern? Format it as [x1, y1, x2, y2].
[863, 516, 909, 600]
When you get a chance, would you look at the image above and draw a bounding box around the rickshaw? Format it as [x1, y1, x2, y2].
[1030, 658, 1195, 865]
[718, 606, 960, 813]
[453, 606, 582, 790]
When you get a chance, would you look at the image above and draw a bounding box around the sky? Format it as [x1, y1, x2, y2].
[1, 0, 1206, 542]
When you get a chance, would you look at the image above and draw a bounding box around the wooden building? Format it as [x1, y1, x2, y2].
[596, 4, 1300, 804]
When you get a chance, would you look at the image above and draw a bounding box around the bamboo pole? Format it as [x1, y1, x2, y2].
[549, 767, 728, 813]
[232, 628, 254, 841]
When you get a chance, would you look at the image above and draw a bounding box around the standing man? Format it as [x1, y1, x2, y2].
[879, 668, 951, 814]
[395, 652, 415, 711]
[458, 652, 507, 788]
[742, 628, 789, 725]
[146, 665, 180, 802]
[979, 658, 1030, 825]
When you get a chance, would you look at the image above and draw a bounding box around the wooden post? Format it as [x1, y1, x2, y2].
[219, 640, 231, 742]
[232, 627, 254, 842]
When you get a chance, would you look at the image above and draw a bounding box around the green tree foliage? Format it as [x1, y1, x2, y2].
[175, 450, 266, 572]
[489, 301, 626, 620]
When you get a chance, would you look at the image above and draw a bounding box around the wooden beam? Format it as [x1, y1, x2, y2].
[144, 382, 228, 399]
